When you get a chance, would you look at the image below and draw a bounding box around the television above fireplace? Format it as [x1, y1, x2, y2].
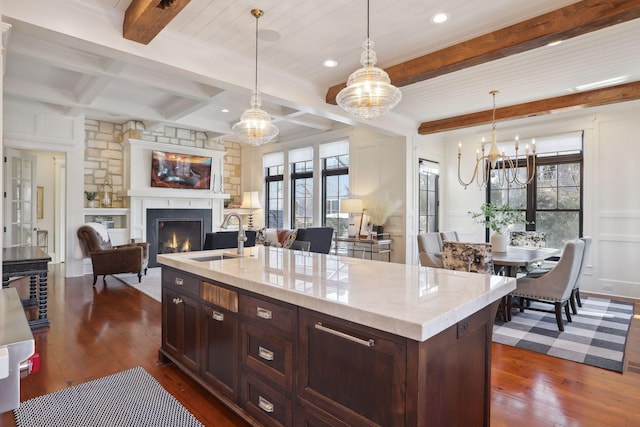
[150, 150, 212, 189]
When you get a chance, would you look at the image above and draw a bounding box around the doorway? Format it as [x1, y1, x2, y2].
[2, 148, 66, 262]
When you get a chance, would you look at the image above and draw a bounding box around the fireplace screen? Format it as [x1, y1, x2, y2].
[157, 220, 202, 254]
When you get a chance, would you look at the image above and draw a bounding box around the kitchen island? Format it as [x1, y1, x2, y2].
[158, 246, 515, 427]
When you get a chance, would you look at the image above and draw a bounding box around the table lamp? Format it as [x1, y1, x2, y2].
[340, 198, 364, 238]
[240, 191, 262, 230]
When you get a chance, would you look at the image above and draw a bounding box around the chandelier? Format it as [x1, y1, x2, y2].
[457, 90, 536, 189]
[336, 0, 402, 120]
[232, 9, 279, 146]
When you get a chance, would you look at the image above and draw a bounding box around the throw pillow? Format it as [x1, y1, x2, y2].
[276, 229, 298, 249]
[256, 227, 266, 244]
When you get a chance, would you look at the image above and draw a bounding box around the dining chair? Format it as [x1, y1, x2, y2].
[439, 231, 459, 243]
[417, 232, 443, 268]
[509, 231, 547, 275]
[506, 239, 584, 331]
[442, 241, 494, 274]
[570, 236, 592, 314]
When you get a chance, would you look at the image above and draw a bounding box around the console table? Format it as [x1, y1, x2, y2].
[2, 246, 51, 329]
[333, 234, 392, 262]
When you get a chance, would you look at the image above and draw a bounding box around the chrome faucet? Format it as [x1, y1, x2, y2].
[220, 212, 246, 255]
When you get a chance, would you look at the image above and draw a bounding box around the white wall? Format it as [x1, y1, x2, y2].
[436, 100, 640, 300]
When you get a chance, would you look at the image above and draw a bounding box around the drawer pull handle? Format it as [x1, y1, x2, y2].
[315, 322, 375, 347]
[175, 277, 184, 286]
[212, 311, 224, 322]
[258, 346, 274, 361]
[256, 307, 272, 320]
[172, 298, 183, 305]
[258, 396, 274, 413]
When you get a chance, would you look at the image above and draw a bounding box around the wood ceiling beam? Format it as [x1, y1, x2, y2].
[124, 0, 191, 45]
[326, 0, 640, 104]
[417, 81, 640, 134]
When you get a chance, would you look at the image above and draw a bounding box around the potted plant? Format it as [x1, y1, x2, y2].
[85, 191, 98, 208]
[468, 203, 528, 252]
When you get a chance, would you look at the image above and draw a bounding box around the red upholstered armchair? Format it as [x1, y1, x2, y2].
[77, 223, 149, 286]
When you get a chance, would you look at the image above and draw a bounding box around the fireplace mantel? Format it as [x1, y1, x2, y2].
[124, 138, 228, 241]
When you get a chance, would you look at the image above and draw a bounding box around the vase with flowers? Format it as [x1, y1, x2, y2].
[468, 203, 528, 252]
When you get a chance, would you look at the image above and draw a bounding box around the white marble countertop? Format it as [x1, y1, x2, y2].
[158, 246, 516, 342]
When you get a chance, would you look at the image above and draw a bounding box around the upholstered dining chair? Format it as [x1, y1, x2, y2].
[417, 232, 444, 268]
[510, 231, 547, 248]
[442, 241, 494, 274]
[77, 223, 149, 286]
[439, 231, 459, 243]
[506, 239, 584, 331]
[510, 231, 547, 275]
[570, 236, 592, 314]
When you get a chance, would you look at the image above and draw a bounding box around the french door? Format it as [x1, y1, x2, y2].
[3, 148, 38, 247]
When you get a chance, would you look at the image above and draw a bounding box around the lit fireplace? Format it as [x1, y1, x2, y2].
[146, 209, 212, 267]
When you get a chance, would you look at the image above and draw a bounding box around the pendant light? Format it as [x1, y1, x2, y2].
[232, 9, 279, 146]
[336, 0, 402, 120]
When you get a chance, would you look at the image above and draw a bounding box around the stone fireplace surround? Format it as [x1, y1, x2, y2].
[124, 139, 228, 260]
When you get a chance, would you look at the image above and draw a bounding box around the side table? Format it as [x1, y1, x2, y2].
[2, 246, 52, 329]
[333, 234, 393, 262]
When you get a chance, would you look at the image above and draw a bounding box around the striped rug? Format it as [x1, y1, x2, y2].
[493, 296, 634, 372]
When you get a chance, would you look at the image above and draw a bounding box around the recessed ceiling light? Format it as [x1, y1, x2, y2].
[258, 29, 281, 42]
[430, 13, 448, 24]
[221, 109, 229, 113]
[323, 59, 338, 68]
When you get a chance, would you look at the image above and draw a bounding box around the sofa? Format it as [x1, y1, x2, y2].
[257, 227, 334, 254]
[203, 230, 257, 250]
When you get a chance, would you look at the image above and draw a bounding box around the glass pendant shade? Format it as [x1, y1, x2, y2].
[337, 39, 402, 120]
[232, 9, 279, 145]
[232, 92, 279, 146]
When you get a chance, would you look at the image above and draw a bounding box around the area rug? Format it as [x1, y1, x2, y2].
[116, 267, 162, 302]
[493, 296, 634, 372]
[14, 366, 202, 427]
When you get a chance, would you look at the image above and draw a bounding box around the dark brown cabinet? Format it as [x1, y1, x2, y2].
[160, 265, 499, 427]
[162, 286, 200, 373]
[298, 308, 407, 427]
[201, 304, 239, 402]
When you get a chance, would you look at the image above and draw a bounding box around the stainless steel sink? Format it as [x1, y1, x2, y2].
[190, 254, 239, 262]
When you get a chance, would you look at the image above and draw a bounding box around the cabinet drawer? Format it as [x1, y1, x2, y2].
[241, 323, 293, 391]
[163, 268, 199, 296]
[241, 374, 292, 427]
[240, 294, 295, 336]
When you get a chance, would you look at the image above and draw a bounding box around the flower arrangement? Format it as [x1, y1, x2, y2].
[468, 202, 528, 233]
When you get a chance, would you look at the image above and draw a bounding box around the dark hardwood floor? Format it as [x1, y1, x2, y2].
[1, 264, 639, 426]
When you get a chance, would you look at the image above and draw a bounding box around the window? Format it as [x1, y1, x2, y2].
[291, 160, 313, 228]
[322, 154, 349, 237]
[489, 132, 583, 250]
[418, 159, 439, 233]
[265, 164, 284, 228]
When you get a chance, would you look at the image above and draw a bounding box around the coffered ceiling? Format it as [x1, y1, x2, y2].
[3, 0, 640, 142]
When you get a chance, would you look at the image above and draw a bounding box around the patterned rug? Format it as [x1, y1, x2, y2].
[14, 366, 202, 427]
[493, 296, 634, 372]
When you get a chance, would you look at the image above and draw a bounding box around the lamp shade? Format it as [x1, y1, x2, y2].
[240, 191, 262, 209]
[340, 198, 363, 213]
